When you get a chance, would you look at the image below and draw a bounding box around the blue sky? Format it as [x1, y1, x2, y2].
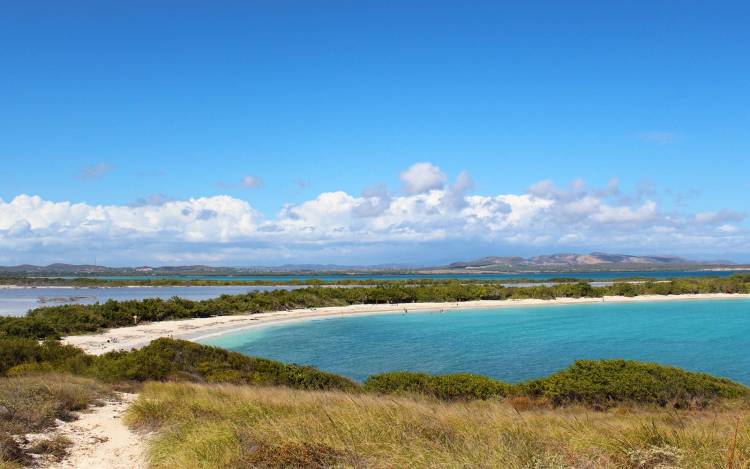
[1, 1, 749, 265]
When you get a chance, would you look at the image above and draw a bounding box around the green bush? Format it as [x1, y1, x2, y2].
[431, 373, 510, 400]
[88, 339, 359, 392]
[0, 337, 357, 392]
[0, 338, 84, 376]
[364, 371, 432, 395]
[364, 371, 509, 400]
[519, 359, 749, 408]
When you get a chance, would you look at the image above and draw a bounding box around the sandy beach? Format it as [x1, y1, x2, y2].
[61, 293, 750, 355]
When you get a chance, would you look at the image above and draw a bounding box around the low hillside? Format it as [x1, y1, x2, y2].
[127, 381, 750, 469]
[2, 337, 750, 468]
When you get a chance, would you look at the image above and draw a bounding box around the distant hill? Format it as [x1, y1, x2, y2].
[446, 252, 720, 269]
[0, 254, 741, 277]
[0, 263, 417, 276]
[0, 263, 109, 274]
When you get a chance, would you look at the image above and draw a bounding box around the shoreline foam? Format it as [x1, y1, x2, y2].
[61, 293, 750, 355]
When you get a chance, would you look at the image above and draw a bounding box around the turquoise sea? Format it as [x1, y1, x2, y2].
[200, 299, 750, 384]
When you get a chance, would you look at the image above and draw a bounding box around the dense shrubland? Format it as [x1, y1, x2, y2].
[1, 338, 357, 392]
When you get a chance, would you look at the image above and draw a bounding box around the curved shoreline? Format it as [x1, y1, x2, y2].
[61, 293, 750, 355]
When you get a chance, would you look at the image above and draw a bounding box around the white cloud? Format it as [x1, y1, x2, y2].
[400, 162, 447, 194]
[694, 210, 745, 225]
[718, 224, 739, 233]
[241, 175, 264, 189]
[591, 200, 657, 224]
[0, 194, 260, 245]
[0, 163, 747, 264]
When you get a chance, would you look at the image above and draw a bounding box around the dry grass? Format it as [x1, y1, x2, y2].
[0, 373, 111, 466]
[26, 434, 73, 461]
[127, 382, 750, 469]
[0, 373, 111, 434]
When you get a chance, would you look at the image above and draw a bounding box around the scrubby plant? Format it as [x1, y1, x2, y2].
[364, 371, 509, 400]
[519, 359, 749, 408]
[0, 337, 84, 375]
[89, 339, 359, 392]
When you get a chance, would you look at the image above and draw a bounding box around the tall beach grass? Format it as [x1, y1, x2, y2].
[127, 381, 750, 469]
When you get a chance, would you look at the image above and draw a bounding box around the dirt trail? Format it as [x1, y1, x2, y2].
[46, 393, 146, 469]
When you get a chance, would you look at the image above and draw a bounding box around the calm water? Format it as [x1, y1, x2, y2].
[201, 299, 750, 384]
[0, 285, 304, 317]
[0, 281, 626, 316]
[84, 270, 749, 282]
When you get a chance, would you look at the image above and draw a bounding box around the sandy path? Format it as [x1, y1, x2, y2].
[63, 293, 750, 355]
[47, 393, 146, 469]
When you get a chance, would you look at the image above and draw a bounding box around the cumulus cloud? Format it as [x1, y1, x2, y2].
[353, 185, 392, 218]
[400, 162, 447, 194]
[0, 194, 260, 246]
[1, 162, 747, 264]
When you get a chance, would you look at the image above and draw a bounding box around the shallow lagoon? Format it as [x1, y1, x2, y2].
[201, 299, 750, 384]
[0, 285, 304, 317]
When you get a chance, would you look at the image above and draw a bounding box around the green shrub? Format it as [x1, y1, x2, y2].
[0, 338, 85, 376]
[519, 359, 749, 408]
[431, 373, 510, 400]
[89, 339, 359, 392]
[364, 371, 433, 395]
[364, 371, 509, 400]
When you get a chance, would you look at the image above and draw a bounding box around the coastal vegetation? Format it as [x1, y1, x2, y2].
[126, 381, 750, 469]
[1, 272, 748, 289]
[3, 337, 749, 467]
[363, 360, 748, 408]
[364, 371, 511, 401]
[0, 275, 642, 287]
[1, 338, 357, 392]
[0, 373, 111, 467]
[2, 338, 747, 409]
[2, 275, 749, 340]
[1, 277, 750, 467]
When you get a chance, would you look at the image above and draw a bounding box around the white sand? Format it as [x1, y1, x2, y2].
[63, 293, 750, 355]
[46, 393, 146, 469]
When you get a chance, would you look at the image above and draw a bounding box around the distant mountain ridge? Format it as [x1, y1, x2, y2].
[0, 263, 418, 275]
[447, 252, 722, 269]
[0, 253, 740, 276]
